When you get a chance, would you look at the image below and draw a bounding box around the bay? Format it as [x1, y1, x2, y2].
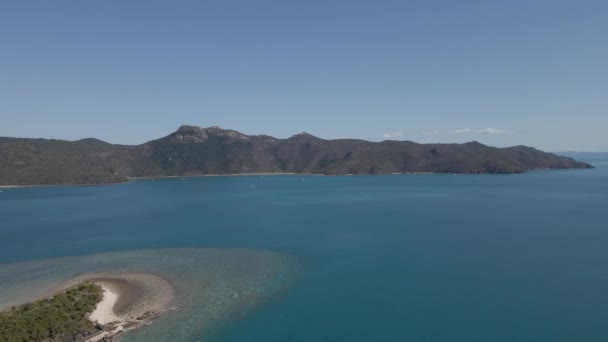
[1, 154, 607, 341]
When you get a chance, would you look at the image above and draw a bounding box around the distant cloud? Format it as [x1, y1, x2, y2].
[383, 132, 404, 139]
[448, 128, 472, 135]
[446, 127, 512, 135]
[475, 128, 512, 135]
[383, 128, 512, 139]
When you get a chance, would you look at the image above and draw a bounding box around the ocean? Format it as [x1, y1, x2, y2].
[1, 153, 607, 341]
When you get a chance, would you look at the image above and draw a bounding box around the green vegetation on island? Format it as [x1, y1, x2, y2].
[0, 284, 102, 342]
[0, 125, 593, 186]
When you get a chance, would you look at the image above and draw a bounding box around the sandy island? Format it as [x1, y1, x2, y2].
[49, 273, 175, 342]
[0, 248, 296, 341]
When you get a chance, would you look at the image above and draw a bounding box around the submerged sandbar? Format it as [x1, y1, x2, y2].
[0, 248, 297, 341]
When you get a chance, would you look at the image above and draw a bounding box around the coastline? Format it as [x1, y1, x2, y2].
[0, 181, 131, 189]
[0, 170, 593, 188]
[0, 248, 298, 341]
[1, 166, 594, 189]
[53, 273, 175, 342]
[0, 171, 433, 189]
[127, 172, 304, 181]
[0, 172, 305, 189]
[0, 185, 27, 189]
[89, 284, 120, 325]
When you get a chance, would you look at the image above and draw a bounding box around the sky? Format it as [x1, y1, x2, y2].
[0, 1, 606, 151]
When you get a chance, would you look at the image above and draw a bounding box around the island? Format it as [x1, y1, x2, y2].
[0, 273, 174, 342]
[0, 284, 102, 341]
[0, 248, 297, 342]
[0, 125, 593, 186]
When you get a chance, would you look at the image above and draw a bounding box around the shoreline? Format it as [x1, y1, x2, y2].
[0, 167, 595, 189]
[0, 248, 298, 341]
[89, 284, 120, 325]
[0, 171, 433, 189]
[52, 273, 175, 342]
[0, 172, 305, 189]
[0, 181, 131, 190]
[87, 284, 121, 342]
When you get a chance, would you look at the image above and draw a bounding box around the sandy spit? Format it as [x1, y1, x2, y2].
[52, 272, 175, 341]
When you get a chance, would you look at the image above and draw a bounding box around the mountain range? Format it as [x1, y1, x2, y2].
[0, 125, 593, 186]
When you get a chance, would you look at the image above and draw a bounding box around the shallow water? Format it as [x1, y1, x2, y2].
[1, 153, 608, 341]
[0, 248, 294, 341]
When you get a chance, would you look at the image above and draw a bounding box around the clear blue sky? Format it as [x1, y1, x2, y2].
[1, 1, 606, 151]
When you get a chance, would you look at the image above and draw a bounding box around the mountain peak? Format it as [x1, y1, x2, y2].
[204, 126, 250, 140]
[75, 138, 110, 145]
[171, 125, 208, 143]
[290, 132, 323, 141]
[464, 141, 487, 147]
[176, 125, 204, 133]
[163, 125, 251, 143]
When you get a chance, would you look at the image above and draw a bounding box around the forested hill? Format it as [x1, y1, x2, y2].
[0, 125, 593, 186]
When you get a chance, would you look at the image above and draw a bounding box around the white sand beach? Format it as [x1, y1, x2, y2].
[49, 273, 175, 342]
[89, 284, 120, 325]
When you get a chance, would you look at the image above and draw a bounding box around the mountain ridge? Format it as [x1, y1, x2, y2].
[0, 125, 593, 186]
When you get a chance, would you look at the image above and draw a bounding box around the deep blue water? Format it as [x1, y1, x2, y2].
[1, 154, 608, 341]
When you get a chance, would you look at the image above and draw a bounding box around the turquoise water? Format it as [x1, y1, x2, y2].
[0, 248, 294, 341]
[1, 154, 608, 341]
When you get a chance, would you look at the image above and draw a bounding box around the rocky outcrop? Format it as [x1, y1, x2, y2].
[168, 125, 209, 143]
